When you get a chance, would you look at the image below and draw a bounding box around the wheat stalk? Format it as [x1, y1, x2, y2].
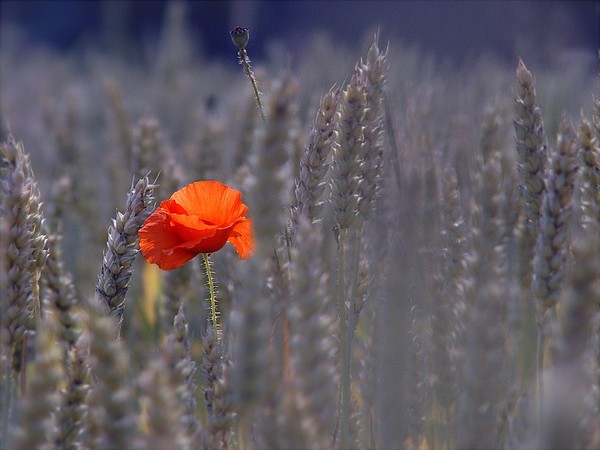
[54, 335, 89, 450]
[10, 314, 62, 450]
[82, 299, 138, 450]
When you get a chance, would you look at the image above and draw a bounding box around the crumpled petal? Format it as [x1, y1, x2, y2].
[170, 180, 248, 226]
[228, 218, 254, 259]
[139, 209, 198, 270]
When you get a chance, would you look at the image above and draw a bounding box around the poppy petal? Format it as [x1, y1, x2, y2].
[168, 212, 219, 242]
[227, 218, 254, 259]
[173, 224, 234, 254]
[170, 181, 248, 225]
[161, 199, 187, 215]
[140, 180, 253, 269]
[139, 209, 198, 270]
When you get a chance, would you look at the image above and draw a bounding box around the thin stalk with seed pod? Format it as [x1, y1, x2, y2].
[230, 27, 266, 124]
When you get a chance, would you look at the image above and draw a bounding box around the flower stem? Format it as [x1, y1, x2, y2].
[1, 370, 15, 450]
[238, 49, 266, 124]
[202, 253, 219, 336]
[335, 227, 351, 447]
[341, 225, 363, 449]
[535, 320, 543, 439]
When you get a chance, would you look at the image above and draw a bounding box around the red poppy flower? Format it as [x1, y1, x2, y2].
[139, 180, 254, 270]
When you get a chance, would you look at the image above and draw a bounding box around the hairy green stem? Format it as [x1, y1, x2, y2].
[202, 253, 219, 337]
[239, 50, 266, 124]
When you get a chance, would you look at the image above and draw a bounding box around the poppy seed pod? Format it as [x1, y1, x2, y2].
[230, 27, 249, 49]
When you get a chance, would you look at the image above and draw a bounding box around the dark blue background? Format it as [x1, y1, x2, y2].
[1, 1, 598, 66]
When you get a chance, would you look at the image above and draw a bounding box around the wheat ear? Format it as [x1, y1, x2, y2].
[291, 86, 340, 230]
[95, 175, 156, 333]
[1, 136, 48, 374]
[82, 299, 138, 450]
[533, 118, 578, 312]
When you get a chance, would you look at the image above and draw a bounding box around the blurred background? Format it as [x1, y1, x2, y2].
[1, 0, 598, 69]
[1, 4, 599, 450]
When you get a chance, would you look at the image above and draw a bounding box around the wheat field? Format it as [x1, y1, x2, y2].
[1, 3, 599, 450]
